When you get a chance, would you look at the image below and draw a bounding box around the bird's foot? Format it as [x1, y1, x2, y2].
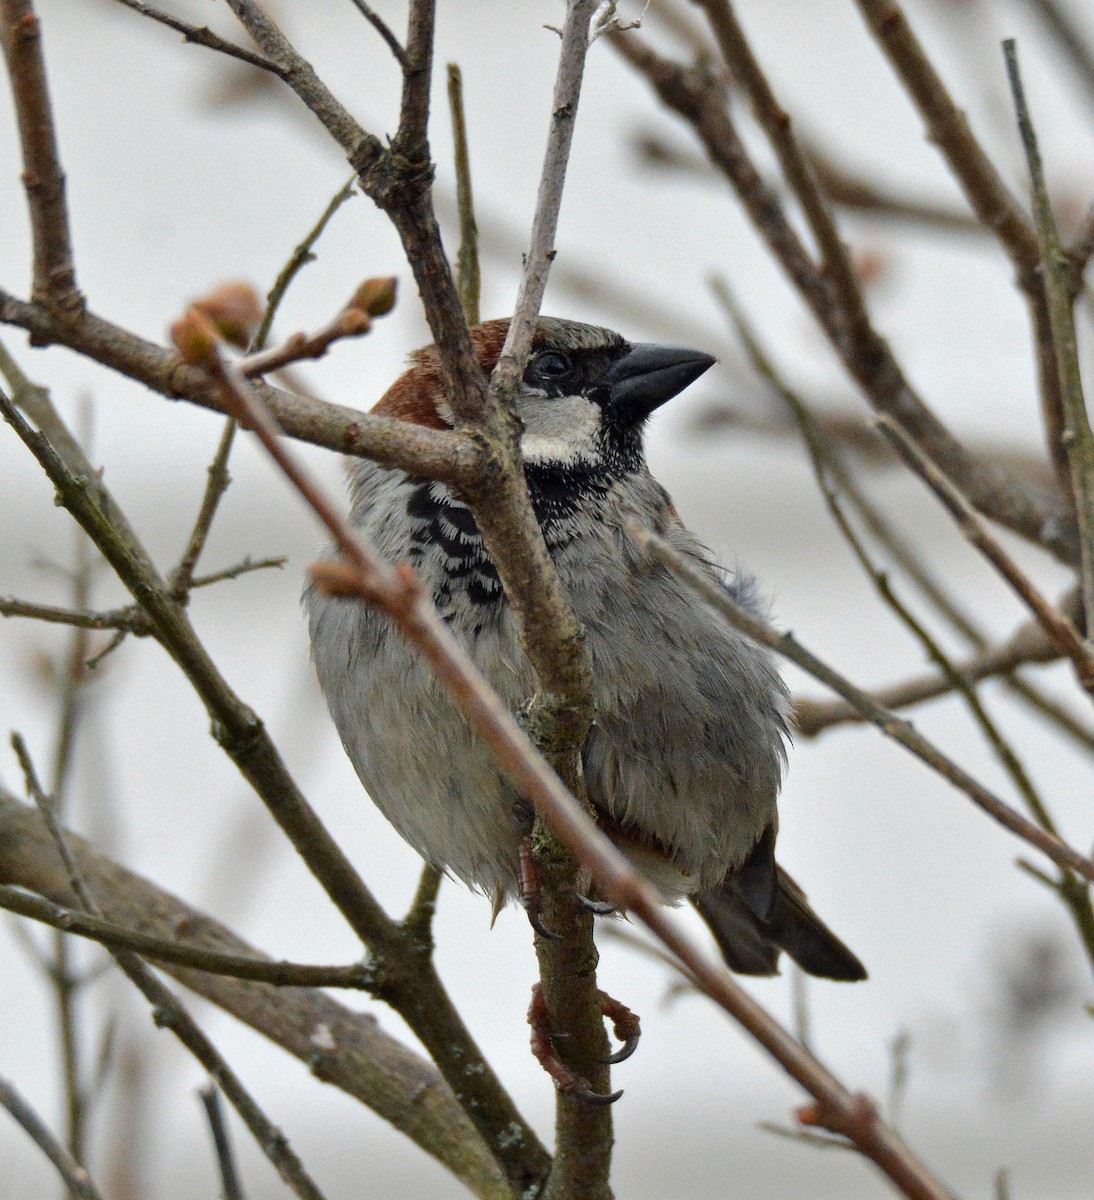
[527, 983, 641, 1104]
[518, 834, 561, 941]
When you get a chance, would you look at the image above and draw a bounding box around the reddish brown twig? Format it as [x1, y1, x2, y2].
[0, 0, 83, 315]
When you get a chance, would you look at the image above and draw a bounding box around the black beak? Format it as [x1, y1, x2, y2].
[605, 343, 717, 421]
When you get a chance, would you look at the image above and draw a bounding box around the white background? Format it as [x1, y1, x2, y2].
[2, 1, 1093, 1197]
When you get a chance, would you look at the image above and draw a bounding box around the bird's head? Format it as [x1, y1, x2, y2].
[374, 317, 716, 476]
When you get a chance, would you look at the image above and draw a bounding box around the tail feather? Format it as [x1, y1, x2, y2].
[692, 866, 866, 982]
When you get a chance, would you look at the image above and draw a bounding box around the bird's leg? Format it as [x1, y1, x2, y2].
[528, 983, 624, 1105]
[513, 798, 562, 942]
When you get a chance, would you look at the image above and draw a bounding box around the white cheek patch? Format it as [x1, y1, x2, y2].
[520, 394, 601, 466]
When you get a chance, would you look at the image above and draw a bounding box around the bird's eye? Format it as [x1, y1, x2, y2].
[534, 351, 571, 378]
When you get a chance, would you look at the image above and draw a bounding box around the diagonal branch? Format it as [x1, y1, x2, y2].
[879, 417, 1094, 697]
[189, 326, 957, 1200]
[610, 32, 1077, 564]
[0, 0, 83, 315]
[0, 1074, 104, 1200]
[109, 0, 282, 72]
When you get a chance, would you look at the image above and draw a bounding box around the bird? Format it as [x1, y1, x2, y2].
[305, 316, 866, 983]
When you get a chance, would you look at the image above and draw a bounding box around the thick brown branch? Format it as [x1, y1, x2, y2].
[0, 291, 478, 484]
[0, 0, 83, 315]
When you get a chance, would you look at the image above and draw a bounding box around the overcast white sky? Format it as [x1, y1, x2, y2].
[2, 2, 1094, 1198]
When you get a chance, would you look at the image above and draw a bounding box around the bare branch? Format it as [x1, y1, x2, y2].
[346, 0, 407, 68]
[253, 175, 358, 353]
[879, 417, 1094, 696]
[0, 793, 513, 1200]
[0, 0, 83, 315]
[169, 417, 238, 600]
[0, 290, 478, 485]
[109, 0, 282, 73]
[492, 0, 599, 393]
[1005, 41, 1094, 645]
[447, 63, 481, 325]
[0, 1074, 104, 1200]
[199, 1087, 246, 1200]
[0, 884, 378, 989]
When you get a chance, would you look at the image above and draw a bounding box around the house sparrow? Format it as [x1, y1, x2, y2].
[306, 317, 865, 982]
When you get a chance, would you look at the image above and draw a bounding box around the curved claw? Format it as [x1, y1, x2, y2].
[601, 1034, 640, 1066]
[527, 909, 563, 942]
[577, 893, 618, 916]
[597, 988, 641, 1065]
[571, 1084, 624, 1106]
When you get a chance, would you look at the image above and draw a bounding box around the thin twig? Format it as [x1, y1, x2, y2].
[878, 417, 1094, 696]
[346, 0, 407, 68]
[193, 338, 955, 1200]
[792, 618, 1074, 736]
[172, 175, 358, 601]
[491, 0, 599, 397]
[1016, 0, 1094, 117]
[252, 175, 358, 354]
[402, 864, 443, 941]
[11, 735, 331, 1200]
[0, 885, 375, 988]
[1005, 40, 1094, 648]
[447, 63, 480, 325]
[0, 1075, 104, 1200]
[109, 0, 282, 73]
[0, 597, 147, 633]
[0, 0, 83, 314]
[190, 555, 286, 589]
[170, 417, 238, 600]
[630, 525, 1094, 885]
[200, 1086, 247, 1200]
